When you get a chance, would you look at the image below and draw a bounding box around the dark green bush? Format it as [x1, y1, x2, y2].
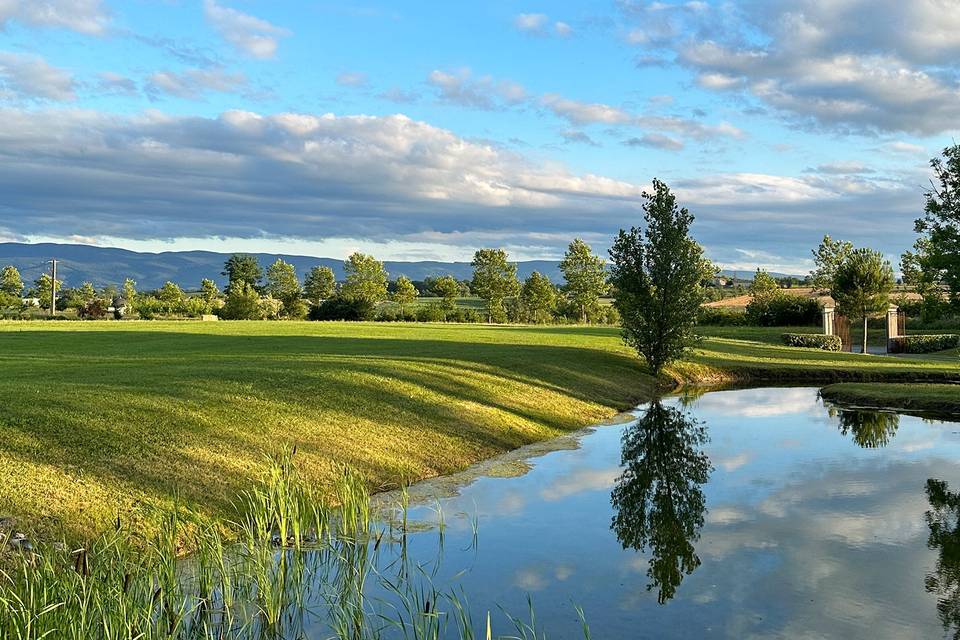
[308, 297, 375, 321]
[415, 303, 448, 323]
[747, 294, 821, 326]
[781, 333, 842, 351]
[888, 334, 960, 354]
[697, 307, 747, 326]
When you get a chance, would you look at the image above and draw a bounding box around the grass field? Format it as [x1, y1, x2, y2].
[820, 382, 960, 415]
[1, 320, 958, 540]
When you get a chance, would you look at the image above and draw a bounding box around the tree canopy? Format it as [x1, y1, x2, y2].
[519, 271, 558, 324]
[471, 249, 520, 323]
[222, 255, 263, 291]
[608, 179, 715, 376]
[831, 247, 895, 354]
[391, 275, 418, 313]
[304, 266, 336, 305]
[559, 238, 608, 323]
[810, 235, 854, 292]
[912, 144, 960, 309]
[340, 252, 388, 304]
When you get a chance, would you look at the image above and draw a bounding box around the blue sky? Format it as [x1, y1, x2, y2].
[1, 1, 957, 272]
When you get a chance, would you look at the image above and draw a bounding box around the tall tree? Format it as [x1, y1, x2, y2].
[199, 278, 220, 305]
[340, 252, 388, 304]
[470, 249, 520, 323]
[559, 238, 609, 323]
[33, 273, 62, 311]
[219, 281, 262, 320]
[608, 179, 715, 376]
[432, 275, 460, 310]
[810, 235, 854, 292]
[304, 266, 336, 305]
[831, 248, 895, 354]
[391, 275, 418, 315]
[266, 259, 305, 317]
[222, 254, 263, 291]
[924, 478, 960, 640]
[121, 278, 137, 307]
[901, 237, 946, 321]
[611, 400, 712, 604]
[0, 265, 23, 308]
[914, 144, 960, 308]
[749, 269, 779, 298]
[158, 281, 184, 306]
[519, 271, 558, 324]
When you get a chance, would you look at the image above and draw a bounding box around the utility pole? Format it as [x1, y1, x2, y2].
[49, 259, 58, 316]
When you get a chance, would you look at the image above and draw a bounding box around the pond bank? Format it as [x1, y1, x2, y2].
[819, 382, 960, 415]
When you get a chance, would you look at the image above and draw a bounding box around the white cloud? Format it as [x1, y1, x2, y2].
[623, 133, 684, 151]
[203, 0, 290, 59]
[0, 52, 75, 101]
[554, 21, 573, 37]
[540, 94, 632, 125]
[514, 13, 548, 34]
[96, 72, 138, 97]
[427, 69, 526, 109]
[146, 67, 247, 99]
[336, 71, 368, 88]
[0, 0, 110, 35]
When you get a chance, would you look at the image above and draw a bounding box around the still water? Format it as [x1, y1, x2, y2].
[314, 387, 960, 639]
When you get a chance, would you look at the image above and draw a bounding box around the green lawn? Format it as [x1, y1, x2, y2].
[1, 320, 958, 540]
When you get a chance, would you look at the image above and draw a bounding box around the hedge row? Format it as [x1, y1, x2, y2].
[888, 334, 960, 354]
[781, 333, 843, 351]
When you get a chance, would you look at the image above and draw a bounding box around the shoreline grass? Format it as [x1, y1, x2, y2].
[1, 320, 958, 541]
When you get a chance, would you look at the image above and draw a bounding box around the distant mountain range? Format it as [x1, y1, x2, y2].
[0, 243, 802, 290]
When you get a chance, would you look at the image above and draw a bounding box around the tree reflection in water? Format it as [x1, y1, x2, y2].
[926, 478, 960, 640]
[831, 408, 900, 448]
[610, 400, 712, 604]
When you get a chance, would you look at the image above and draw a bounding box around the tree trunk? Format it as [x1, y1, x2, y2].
[862, 315, 869, 354]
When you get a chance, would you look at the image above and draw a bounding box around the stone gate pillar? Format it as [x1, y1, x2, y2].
[886, 305, 901, 353]
[822, 305, 835, 335]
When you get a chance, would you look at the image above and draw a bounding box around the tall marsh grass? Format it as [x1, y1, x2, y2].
[0, 449, 587, 640]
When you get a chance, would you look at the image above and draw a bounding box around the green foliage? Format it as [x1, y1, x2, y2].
[222, 254, 263, 291]
[810, 235, 853, 292]
[219, 282, 263, 320]
[748, 269, 779, 298]
[32, 273, 62, 310]
[391, 275, 419, 313]
[781, 333, 843, 351]
[901, 237, 947, 321]
[432, 275, 461, 310]
[121, 278, 138, 308]
[746, 294, 821, 326]
[914, 144, 960, 308]
[471, 248, 520, 323]
[696, 307, 747, 326]
[608, 178, 715, 375]
[158, 281, 184, 305]
[559, 238, 608, 323]
[340, 252, 388, 304]
[415, 301, 449, 322]
[266, 259, 304, 318]
[888, 334, 960, 354]
[308, 297, 376, 321]
[304, 265, 336, 305]
[0, 265, 24, 300]
[832, 247, 895, 353]
[199, 278, 220, 305]
[519, 271, 558, 324]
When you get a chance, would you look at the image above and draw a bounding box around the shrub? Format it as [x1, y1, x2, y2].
[888, 334, 960, 354]
[415, 302, 448, 323]
[747, 294, 821, 326]
[697, 307, 747, 326]
[781, 333, 843, 351]
[308, 297, 375, 321]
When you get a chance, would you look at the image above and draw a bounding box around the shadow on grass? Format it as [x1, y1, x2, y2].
[0, 330, 652, 538]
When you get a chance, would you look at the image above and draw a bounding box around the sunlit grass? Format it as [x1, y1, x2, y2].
[0, 320, 956, 540]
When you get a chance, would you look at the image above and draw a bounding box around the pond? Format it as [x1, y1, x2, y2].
[302, 386, 960, 639]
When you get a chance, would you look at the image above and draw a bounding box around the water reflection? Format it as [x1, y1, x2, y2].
[832, 408, 901, 448]
[610, 400, 712, 603]
[926, 478, 960, 640]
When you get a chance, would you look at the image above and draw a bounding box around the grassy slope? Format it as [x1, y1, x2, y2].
[1, 320, 958, 539]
